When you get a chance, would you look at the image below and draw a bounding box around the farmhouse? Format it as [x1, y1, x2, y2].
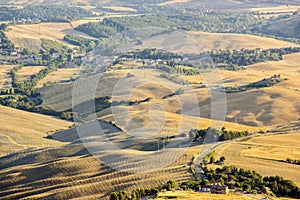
[197, 183, 229, 194]
[211, 184, 229, 194]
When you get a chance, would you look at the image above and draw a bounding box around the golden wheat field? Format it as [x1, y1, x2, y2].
[16, 65, 46, 82]
[213, 133, 300, 186]
[36, 68, 79, 88]
[0, 65, 14, 89]
[0, 105, 72, 156]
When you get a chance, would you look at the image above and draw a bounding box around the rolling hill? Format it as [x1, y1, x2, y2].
[139, 31, 300, 53]
[212, 133, 300, 186]
[0, 105, 72, 157]
[1, 0, 299, 8]
[261, 14, 300, 39]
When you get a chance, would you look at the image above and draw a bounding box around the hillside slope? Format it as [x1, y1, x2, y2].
[0, 105, 72, 156]
[261, 14, 300, 39]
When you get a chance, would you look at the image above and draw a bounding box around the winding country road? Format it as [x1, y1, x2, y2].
[193, 131, 294, 179]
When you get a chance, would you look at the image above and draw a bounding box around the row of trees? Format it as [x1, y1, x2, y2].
[209, 47, 300, 69]
[189, 127, 250, 142]
[116, 47, 300, 72]
[0, 6, 94, 22]
[0, 95, 73, 120]
[76, 11, 264, 39]
[286, 158, 300, 165]
[0, 24, 15, 54]
[63, 35, 99, 53]
[109, 165, 300, 199]
[110, 180, 177, 200]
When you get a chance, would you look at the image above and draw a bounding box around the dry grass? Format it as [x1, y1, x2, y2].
[40, 49, 300, 129]
[214, 52, 300, 127]
[158, 191, 298, 200]
[0, 105, 72, 156]
[102, 6, 137, 12]
[16, 65, 46, 82]
[0, 0, 97, 5]
[36, 68, 79, 88]
[0, 140, 202, 199]
[250, 5, 300, 13]
[213, 133, 300, 186]
[186, 31, 300, 51]
[139, 30, 299, 54]
[158, 191, 255, 200]
[5, 22, 95, 50]
[157, 0, 191, 6]
[0, 65, 14, 89]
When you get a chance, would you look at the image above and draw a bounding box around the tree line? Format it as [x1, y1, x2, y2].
[203, 166, 300, 198]
[0, 6, 94, 22]
[189, 127, 251, 142]
[63, 35, 99, 53]
[75, 12, 263, 39]
[0, 23, 15, 54]
[116, 47, 300, 71]
[109, 165, 300, 199]
[209, 47, 300, 70]
[285, 158, 300, 165]
[109, 180, 178, 200]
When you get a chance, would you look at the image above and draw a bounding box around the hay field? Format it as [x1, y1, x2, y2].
[39, 50, 300, 129]
[5, 22, 96, 50]
[16, 65, 46, 82]
[0, 138, 205, 199]
[157, 191, 298, 200]
[0, 0, 96, 5]
[250, 5, 300, 13]
[0, 105, 72, 156]
[0, 65, 14, 89]
[39, 57, 300, 129]
[157, 0, 191, 6]
[102, 6, 137, 12]
[139, 30, 299, 54]
[186, 31, 299, 51]
[213, 133, 300, 186]
[158, 191, 256, 200]
[36, 68, 79, 88]
[214, 52, 300, 127]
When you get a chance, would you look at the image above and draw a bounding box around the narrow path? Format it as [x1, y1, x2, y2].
[194, 141, 229, 178]
[0, 133, 26, 149]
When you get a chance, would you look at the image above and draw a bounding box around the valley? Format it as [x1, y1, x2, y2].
[0, 1, 299, 199]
